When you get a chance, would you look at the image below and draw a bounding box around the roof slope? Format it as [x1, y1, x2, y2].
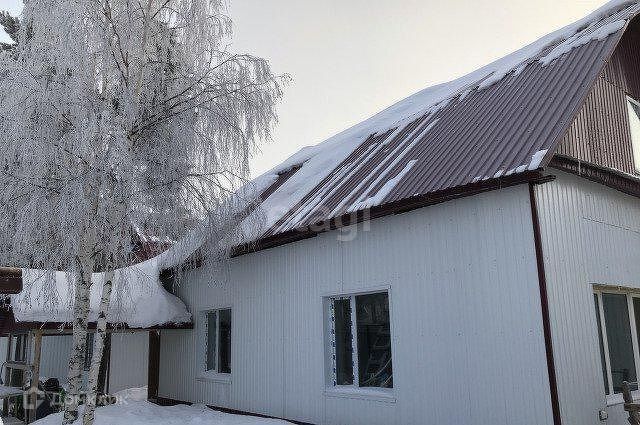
[244, 1, 640, 241]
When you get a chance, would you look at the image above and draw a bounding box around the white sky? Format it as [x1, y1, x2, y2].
[0, 0, 610, 177]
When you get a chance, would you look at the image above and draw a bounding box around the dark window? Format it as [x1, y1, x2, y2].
[603, 293, 637, 393]
[218, 309, 231, 374]
[333, 299, 354, 385]
[356, 293, 393, 388]
[206, 309, 231, 374]
[84, 333, 95, 371]
[329, 292, 393, 389]
[206, 311, 217, 372]
[13, 334, 27, 362]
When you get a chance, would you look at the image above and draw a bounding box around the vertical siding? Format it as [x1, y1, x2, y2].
[535, 172, 640, 425]
[109, 331, 149, 393]
[159, 185, 553, 425]
[39, 335, 72, 382]
[0, 337, 7, 364]
[557, 19, 640, 174]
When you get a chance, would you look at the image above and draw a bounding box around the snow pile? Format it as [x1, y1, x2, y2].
[242, 0, 640, 237]
[114, 386, 149, 403]
[32, 401, 292, 425]
[12, 258, 191, 328]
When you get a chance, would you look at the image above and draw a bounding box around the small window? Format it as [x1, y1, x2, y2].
[206, 309, 231, 374]
[12, 334, 28, 362]
[84, 333, 95, 371]
[328, 292, 393, 389]
[626, 96, 640, 173]
[594, 290, 640, 395]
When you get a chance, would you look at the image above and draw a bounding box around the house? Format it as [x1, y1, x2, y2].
[146, 2, 640, 425]
[4, 2, 640, 425]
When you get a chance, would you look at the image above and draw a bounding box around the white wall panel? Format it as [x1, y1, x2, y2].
[159, 185, 553, 425]
[535, 171, 640, 425]
[39, 335, 72, 382]
[109, 331, 148, 393]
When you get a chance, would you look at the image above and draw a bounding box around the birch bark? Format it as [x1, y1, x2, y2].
[63, 257, 94, 424]
[82, 270, 113, 425]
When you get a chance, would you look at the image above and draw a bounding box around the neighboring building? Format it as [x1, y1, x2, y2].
[151, 2, 640, 425]
[0, 249, 191, 422]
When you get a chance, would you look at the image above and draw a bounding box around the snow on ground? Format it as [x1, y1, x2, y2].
[31, 401, 292, 425]
[238, 0, 640, 240]
[12, 257, 191, 328]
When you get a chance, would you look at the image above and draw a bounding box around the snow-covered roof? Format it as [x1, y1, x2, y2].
[11, 258, 191, 328]
[238, 1, 640, 241]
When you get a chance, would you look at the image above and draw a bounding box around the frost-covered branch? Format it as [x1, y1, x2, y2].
[0, 1, 285, 423]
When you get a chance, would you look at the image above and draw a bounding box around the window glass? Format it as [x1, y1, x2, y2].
[602, 293, 637, 393]
[13, 334, 27, 362]
[84, 333, 95, 371]
[218, 309, 232, 374]
[626, 97, 640, 173]
[594, 295, 610, 394]
[206, 311, 217, 371]
[355, 293, 393, 388]
[333, 299, 354, 385]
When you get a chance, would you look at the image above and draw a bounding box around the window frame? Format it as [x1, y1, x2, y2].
[324, 288, 395, 399]
[625, 95, 640, 174]
[594, 288, 640, 403]
[200, 307, 232, 381]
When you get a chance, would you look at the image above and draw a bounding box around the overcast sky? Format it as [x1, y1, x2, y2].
[0, 0, 610, 176]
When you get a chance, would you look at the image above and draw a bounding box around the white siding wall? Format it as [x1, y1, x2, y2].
[0, 337, 7, 364]
[535, 171, 640, 425]
[39, 335, 72, 381]
[108, 331, 148, 393]
[159, 185, 554, 425]
[25, 331, 149, 393]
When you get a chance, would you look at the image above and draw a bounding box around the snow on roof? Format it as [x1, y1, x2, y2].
[12, 258, 191, 328]
[238, 0, 640, 240]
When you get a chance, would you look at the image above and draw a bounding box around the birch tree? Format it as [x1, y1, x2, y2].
[0, 1, 285, 424]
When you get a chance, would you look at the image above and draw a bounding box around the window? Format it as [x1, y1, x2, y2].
[594, 290, 640, 395]
[84, 333, 95, 371]
[328, 292, 393, 389]
[205, 309, 231, 374]
[626, 96, 640, 173]
[12, 334, 28, 362]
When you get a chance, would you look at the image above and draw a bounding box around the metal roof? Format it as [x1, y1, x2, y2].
[257, 4, 639, 239]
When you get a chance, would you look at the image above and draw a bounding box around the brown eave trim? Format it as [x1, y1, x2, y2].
[3, 321, 193, 334]
[231, 171, 553, 257]
[529, 182, 562, 425]
[550, 155, 640, 198]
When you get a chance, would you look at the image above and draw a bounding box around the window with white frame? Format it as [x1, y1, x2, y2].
[327, 292, 393, 389]
[205, 309, 232, 374]
[594, 290, 640, 395]
[626, 96, 640, 173]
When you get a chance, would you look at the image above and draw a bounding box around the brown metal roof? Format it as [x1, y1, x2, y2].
[252, 4, 639, 239]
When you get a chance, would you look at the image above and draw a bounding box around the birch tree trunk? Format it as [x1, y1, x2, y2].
[82, 271, 113, 425]
[63, 258, 94, 424]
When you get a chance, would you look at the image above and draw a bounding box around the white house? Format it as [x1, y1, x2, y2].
[151, 2, 640, 425]
[5, 2, 640, 425]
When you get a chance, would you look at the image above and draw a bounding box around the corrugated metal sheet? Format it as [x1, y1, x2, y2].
[557, 18, 640, 174]
[262, 8, 634, 238]
[534, 171, 640, 425]
[109, 331, 149, 393]
[159, 187, 553, 425]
